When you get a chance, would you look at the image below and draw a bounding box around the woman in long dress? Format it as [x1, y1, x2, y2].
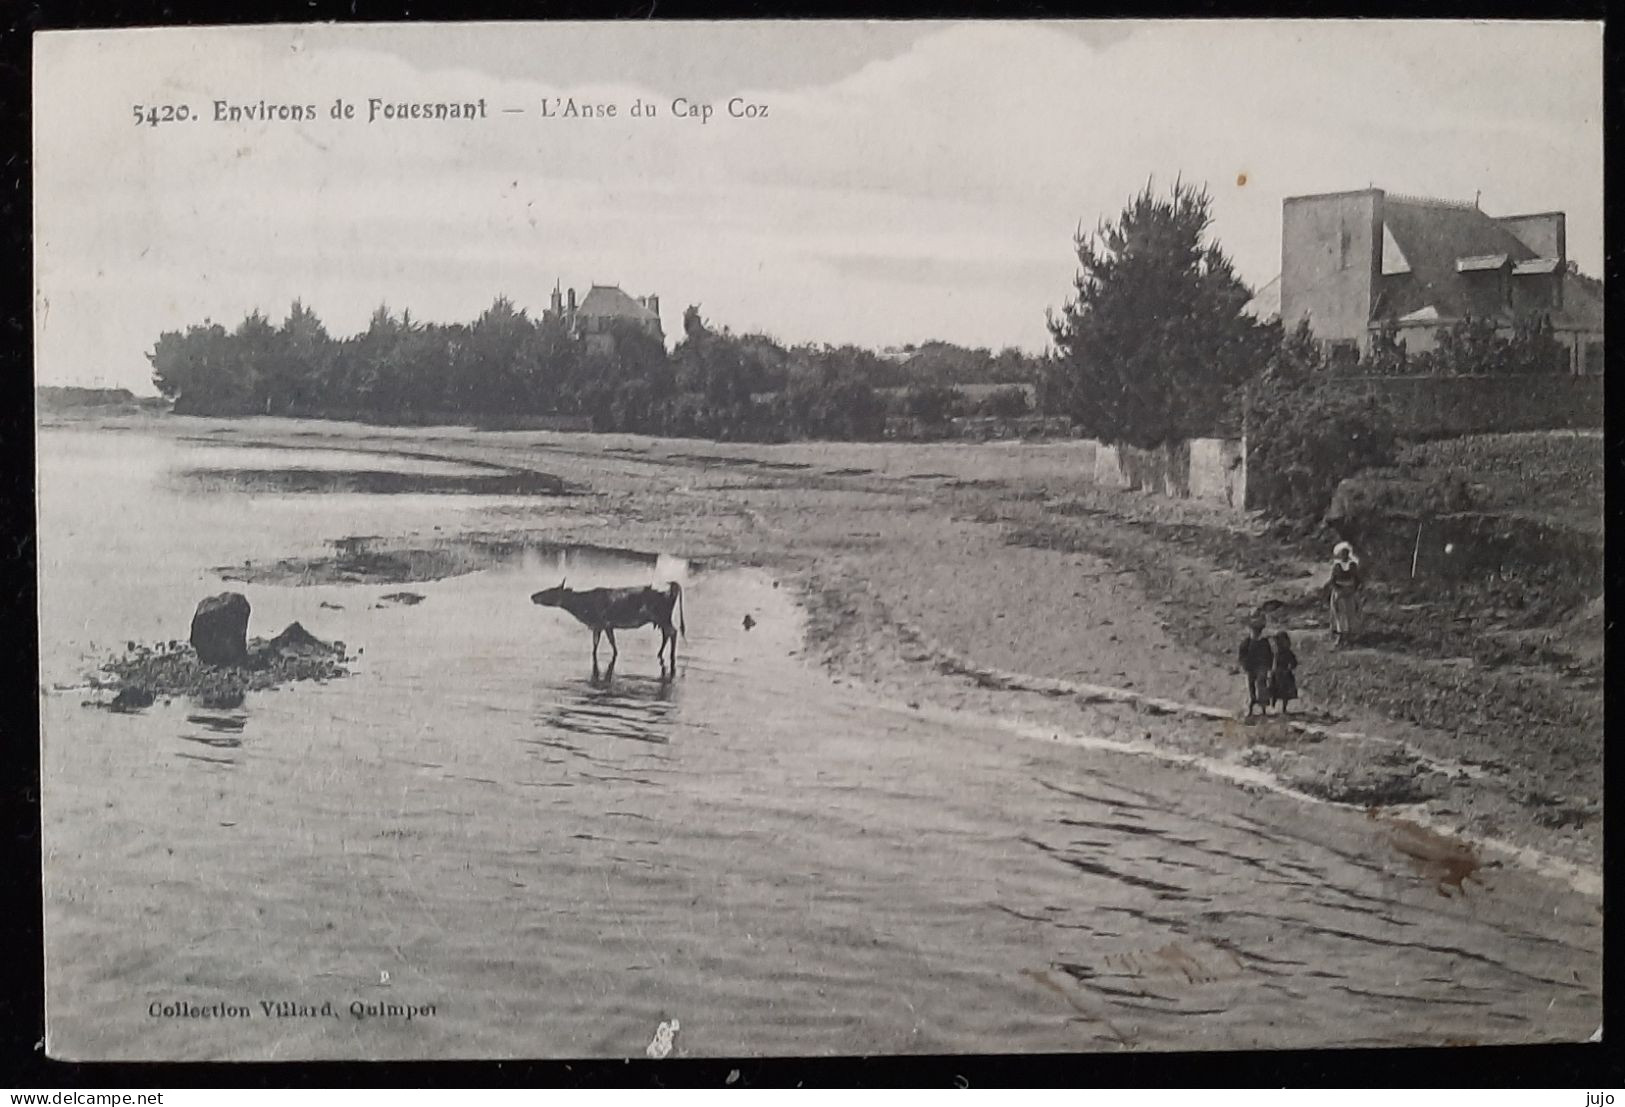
[1329, 541, 1362, 643]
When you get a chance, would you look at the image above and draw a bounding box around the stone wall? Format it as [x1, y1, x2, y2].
[1093, 437, 1246, 509]
[1188, 437, 1248, 509]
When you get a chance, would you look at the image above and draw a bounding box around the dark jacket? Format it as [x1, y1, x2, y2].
[1239, 635, 1274, 675]
[1330, 560, 1362, 591]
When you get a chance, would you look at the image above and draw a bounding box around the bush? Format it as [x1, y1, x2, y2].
[898, 382, 968, 423]
[1244, 322, 1400, 524]
[1412, 313, 1568, 376]
[975, 386, 1030, 418]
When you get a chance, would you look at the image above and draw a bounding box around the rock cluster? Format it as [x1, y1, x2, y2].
[94, 593, 351, 712]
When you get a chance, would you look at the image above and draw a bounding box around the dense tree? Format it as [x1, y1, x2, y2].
[273, 301, 334, 413]
[781, 345, 886, 440]
[150, 321, 252, 414]
[445, 298, 537, 414]
[1242, 320, 1399, 524]
[147, 299, 1008, 444]
[1045, 180, 1274, 448]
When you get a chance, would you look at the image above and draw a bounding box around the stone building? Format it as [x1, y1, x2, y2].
[1265, 188, 1602, 373]
[546, 283, 664, 355]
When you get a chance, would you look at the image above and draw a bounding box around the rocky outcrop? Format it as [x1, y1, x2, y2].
[190, 593, 251, 666]
[108, 685, 156, 712]
[248, 621, 346, 665]
[96, 608, 351, 711]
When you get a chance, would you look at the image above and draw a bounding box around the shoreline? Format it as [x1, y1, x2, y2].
[46, 413, 1602, 884]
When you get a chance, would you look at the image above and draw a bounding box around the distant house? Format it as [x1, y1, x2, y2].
[1266, 188, 1602, 373]
[546, 282, 664, 355]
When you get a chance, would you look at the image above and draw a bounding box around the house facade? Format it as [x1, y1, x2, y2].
[546, 283, 664, 355]
[1272, 188, 1602, 373]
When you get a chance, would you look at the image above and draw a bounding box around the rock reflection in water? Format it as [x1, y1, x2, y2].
[185, 713, 247, 733]
[176, 713, 248, 765]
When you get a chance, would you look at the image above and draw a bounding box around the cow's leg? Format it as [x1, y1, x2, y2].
[606, 628, 619, 665]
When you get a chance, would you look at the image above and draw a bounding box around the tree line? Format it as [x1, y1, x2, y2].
[149, 299, 1047, 441]
[149, 178, 1580, 516]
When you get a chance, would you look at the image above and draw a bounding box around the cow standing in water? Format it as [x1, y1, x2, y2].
[530, 579, 686, 676]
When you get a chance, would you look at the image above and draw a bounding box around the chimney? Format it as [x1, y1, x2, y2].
[567, 288, 576, 313]
[646, 294, 659, 318]
[550, 282, 562, 315]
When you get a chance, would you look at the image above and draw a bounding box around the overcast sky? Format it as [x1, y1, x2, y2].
[34, 20, 1603, 392]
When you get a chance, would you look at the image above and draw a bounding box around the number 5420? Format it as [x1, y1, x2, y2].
[132, 104, 192, 126]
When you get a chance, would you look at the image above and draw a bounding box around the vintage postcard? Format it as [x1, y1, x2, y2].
[34, 20, 1602, 1062]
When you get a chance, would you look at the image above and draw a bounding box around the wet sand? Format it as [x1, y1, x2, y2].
[38, 416, 1603, 1060]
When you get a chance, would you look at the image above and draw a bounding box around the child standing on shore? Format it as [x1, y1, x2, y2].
[1269, 630, 1299, 713]
[1238, 611, 1274, 717]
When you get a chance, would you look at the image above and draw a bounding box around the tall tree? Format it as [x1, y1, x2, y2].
[263, 300, 331, 414]
[450, 297, 535, 414]
[150, 321, 244, 413]
[1045, 179, 1273, 447]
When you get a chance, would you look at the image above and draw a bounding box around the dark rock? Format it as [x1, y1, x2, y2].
[267, 620, 324, 654]
[108, 685, 155, 712]
[190, 593, 251, 666]
[247, 621, 344, 666]
[378, 591, 426, 606]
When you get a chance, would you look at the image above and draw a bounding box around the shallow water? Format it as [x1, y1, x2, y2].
[38, 425, 1602, 1060]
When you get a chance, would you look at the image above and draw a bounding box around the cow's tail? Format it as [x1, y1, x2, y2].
[670, 581, 686, 639]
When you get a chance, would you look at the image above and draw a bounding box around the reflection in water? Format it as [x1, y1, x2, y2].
[186, 714, 247, 733]
[543, 671, 679, 746]
[178, 733, 243, 751]
[177, 710, 248, 763]
[174, 750, 235, 768]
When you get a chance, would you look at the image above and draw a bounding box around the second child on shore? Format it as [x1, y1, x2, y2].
[1269, 630, 1299, 714]
[1238, 611, 1274, 717]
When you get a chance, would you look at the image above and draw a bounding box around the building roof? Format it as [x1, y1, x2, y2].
[1380, 224, 1411, 275]
[1375, 196, 1540, 323]
[1242, 274, 1281, 323]
[1395, 305, 1441, 323]
[576, 284, 659, 323]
